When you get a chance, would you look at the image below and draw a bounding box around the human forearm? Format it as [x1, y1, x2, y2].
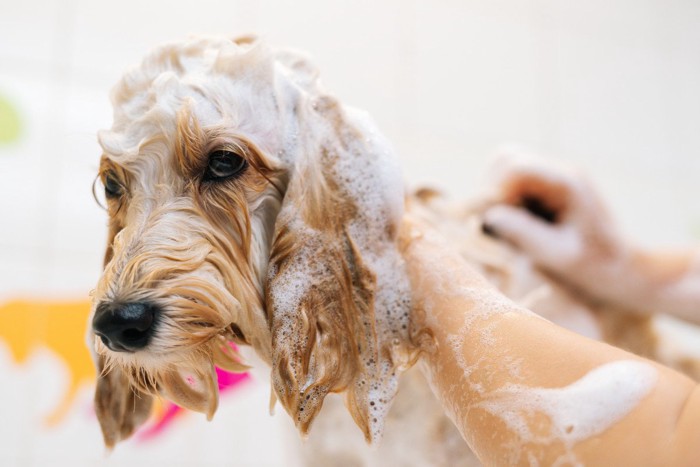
[402, 220, 700, 465]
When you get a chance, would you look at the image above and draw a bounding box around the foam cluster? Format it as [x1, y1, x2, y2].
[266, 96, 414, 442]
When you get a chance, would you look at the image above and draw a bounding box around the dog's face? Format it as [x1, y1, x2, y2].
[89, 37, 414, 447]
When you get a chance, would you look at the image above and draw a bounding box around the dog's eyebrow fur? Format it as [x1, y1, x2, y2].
[98, 155, 127, 183]
[97, 155, 130, 217]
[174, 106, 208, 180]
[174, 105, 282, 188]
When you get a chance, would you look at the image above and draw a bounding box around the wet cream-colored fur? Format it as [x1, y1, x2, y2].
[89, 36, 416, 447]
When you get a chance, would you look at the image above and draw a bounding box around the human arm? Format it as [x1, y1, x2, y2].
[401, 219, 700, 466]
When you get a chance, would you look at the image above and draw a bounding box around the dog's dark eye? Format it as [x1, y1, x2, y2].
[205, 150, 247, 181]
[104, 172, 123, 199]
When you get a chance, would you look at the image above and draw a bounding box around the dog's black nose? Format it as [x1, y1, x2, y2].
[92, 301, 157, 352]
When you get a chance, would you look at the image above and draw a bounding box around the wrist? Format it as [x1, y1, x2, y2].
[632, 249, 700, 322]
[569, 246, 700, 320]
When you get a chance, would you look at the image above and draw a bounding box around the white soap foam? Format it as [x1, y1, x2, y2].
[268, 101, 412, 442]
[267, 220, 320, 320]
[334, 109, 407, 438]
[322, 106, 411, 442]
[475, 360, 658, 460]
[446, 291, 533, 377]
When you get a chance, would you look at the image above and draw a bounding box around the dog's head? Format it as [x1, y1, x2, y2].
[88, 36, 414, 447]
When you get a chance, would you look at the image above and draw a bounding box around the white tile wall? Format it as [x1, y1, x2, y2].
[3, 0, 698, 250]
[0, 0, 699, 463]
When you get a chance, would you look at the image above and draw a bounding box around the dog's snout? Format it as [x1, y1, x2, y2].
[92, 301, 158, 352]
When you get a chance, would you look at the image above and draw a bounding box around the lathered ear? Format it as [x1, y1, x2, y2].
[91, 222, 154, 448]
[266, 95, 413, 442]
[93, 355, 153, 449]
[160, 363, 219, 420]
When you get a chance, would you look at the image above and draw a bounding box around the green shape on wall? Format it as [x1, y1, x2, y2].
[0, 93, 22, 145]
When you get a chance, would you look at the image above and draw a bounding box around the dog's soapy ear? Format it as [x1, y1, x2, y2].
[90, 222, 155, 448]
[93, 355, 153, 449]
[266, 92, 414, 443]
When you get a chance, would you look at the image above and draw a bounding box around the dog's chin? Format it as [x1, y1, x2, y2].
[95, 327, 248, 419]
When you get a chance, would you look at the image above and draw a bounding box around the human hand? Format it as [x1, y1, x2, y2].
[481, 153, 629, 303]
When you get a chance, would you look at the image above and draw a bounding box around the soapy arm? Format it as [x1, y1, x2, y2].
[481, 155, 700, 325]
[401, 219, 700, 465]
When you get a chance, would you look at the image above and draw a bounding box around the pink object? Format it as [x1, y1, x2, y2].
[137, 368, 250, 442]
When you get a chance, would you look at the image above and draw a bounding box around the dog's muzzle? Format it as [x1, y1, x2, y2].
[92, 301, 158, 352]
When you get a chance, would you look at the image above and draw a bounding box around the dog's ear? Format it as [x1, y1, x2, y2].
[266, 95, 413, 442]
[93, 354, 153, 449]
[91, 220, 154, 448]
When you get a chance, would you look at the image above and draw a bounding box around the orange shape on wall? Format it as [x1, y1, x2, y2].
[0, 300, 94, 425]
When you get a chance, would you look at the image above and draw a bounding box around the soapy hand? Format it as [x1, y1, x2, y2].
[481, 152, 630, 305]
[480, 152, 700, 324]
